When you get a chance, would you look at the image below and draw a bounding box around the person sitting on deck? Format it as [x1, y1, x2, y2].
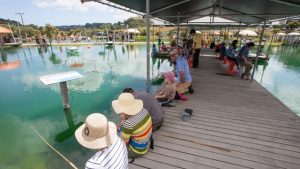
[226, 40, 239, 67]
[112, 93, 153, 159]
[123, 87, 165, 131]
[218, 42, 227, 60]
[155, 71, 177, 106]
[170, 49, 193, 94]
[237, 42, 255, 80]
[75, 113, 128, 169]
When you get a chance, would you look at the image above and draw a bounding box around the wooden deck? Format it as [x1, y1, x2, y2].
[130, 52, 300, 169]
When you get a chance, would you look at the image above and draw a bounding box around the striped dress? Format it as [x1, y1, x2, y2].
[85, 136, 128, 169]
[121, 108, 152, 156]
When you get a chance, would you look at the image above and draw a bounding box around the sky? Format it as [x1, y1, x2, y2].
[0, 0, 138, 26]
[0, 0, 241, 27]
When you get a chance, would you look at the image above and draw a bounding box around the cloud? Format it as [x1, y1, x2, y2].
[33, 0, 108, 12]
[112, 10, 138, 21]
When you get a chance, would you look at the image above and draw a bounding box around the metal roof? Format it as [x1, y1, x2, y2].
[82, 0, 300, 24]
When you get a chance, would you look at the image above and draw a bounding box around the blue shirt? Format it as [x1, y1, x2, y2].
[237, 46, 249, 61]
[220, 45, 227, 56]
[226, 46, 236, 58]
[176, 56, 192, 83]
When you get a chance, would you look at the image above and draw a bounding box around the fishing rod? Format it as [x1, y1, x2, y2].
[32, 127, 78, 169]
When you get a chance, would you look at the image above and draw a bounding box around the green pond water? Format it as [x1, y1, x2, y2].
[254, 45, 300, 116]
[0, 45, 172, 169]
[0, 44, 299, 168]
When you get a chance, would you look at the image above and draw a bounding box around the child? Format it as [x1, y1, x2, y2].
[155, 72, 176, 106]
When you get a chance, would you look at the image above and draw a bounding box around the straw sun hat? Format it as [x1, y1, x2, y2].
[75, 113, 117, 149]
[112, 93, 143, 116]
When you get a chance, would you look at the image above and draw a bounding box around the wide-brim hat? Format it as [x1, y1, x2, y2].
[75, 113, 117, 150]
[112, 93, 143, 116]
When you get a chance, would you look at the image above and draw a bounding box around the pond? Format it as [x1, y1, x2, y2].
[254, 45, 300, 117]
[0, 45, 172, 168]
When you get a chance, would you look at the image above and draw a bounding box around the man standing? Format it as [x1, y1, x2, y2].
[189, 29, 202, 68]
[123, 88, 165, 131]
[75, 113, 128, 169]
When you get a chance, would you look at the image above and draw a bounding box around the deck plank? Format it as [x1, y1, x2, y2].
[130, 55, 300, 169]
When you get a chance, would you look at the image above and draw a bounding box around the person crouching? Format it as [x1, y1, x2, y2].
[75, 113, 128, 169]
[155, 71, 176, 106]
[112, 93, 153, 160]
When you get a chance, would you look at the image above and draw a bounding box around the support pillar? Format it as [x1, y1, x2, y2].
[146, 0, 150, 93]
[176, 16, 180, 47]
[250, 21, 266, 82]
[237, 22, 241, 46]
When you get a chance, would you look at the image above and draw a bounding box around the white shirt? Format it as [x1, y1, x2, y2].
[85, 136, 128, 169]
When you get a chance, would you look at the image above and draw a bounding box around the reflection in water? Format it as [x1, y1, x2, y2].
[55, 108, 83, 142]
[21, 48, 30, 67]
[49, 47, 62, 65]
[0, 48, 21, 71]
[122, 45, 125, 54]
[0, 48, 7, 63]
[277, 46, 300, 69]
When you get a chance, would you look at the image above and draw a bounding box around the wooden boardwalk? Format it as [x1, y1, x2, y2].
[130, 53, 300, 169]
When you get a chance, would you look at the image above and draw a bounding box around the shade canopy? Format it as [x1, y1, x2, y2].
[239, 30, 258, 36]
[0, 26, 12, 34]
[82, 0, 300, 24]
[127, 28, 140, 34]
[287, 32, 300, 36]
[276, 32, 286, 36]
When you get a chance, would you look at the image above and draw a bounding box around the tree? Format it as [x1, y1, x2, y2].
[125, 17, 153, 28]
[287, 21, 300, 30]
[44, 24, 57, 45]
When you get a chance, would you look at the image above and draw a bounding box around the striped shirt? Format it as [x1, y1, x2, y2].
[121, 108, 152, 156]
[85, 136, 128, 169]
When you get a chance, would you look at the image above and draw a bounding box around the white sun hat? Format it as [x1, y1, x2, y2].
[112, 93, 143, 116]
[75, 113, 117, 149]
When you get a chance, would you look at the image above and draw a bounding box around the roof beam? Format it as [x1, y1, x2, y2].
[216, 5, 266, 20]
[158, 13, 300, 18]
[161, 5, 214, 23]
[269, 0, 300, 7]
[150, 0, 191, 14]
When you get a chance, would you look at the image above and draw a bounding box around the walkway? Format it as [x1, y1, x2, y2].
[130, 52, 300, 169]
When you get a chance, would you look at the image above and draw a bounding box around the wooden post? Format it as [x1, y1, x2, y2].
[59, 82, 70, 108]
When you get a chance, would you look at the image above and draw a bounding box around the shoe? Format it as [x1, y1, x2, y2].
[129, 158, 135, 163]
[185, 109, 193, 116]
[188, 86, 194, 94]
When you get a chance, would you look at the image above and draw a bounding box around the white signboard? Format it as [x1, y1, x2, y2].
[39, 71, 83, 85]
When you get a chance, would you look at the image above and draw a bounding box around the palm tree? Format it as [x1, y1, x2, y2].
[44, 24, 57, 46]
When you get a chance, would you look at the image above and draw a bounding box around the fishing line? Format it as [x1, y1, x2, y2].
[32, 127, 78, 169]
